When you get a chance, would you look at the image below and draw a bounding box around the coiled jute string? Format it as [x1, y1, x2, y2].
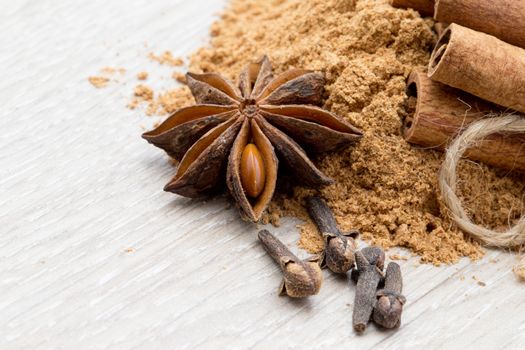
[438, 114, 525, 280]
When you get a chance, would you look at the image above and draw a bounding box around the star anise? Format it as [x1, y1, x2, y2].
[142, 56, 362, 222]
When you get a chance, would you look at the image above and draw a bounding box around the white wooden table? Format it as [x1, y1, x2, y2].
[1, 1, 524, 349]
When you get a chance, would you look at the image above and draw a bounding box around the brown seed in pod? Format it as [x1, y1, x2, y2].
[240, 143, 266, 198]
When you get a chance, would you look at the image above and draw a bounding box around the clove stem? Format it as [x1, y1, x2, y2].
[306, 196, 358, 274]
[306, 196, 341, 234]
[258, 230, 323, 298]
[352, 248, 385, 334]
[258, 228, 297, 263]
[351, 246, 385, 283]
[373, 262, 406, 329]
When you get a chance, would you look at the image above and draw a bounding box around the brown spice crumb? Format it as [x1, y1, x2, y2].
[146, 102, 159, 116]
[100, 67, 116, 74]
[128, 84, 157, 114]
[149, 51, 184, 66]
[127, 99, 139, 110]
[472, 275, 486, 286]
[513, 256, 525, 281]
[137, 71, 149, 80]
[134, 84, 154, 100]
[156, 87, 194, 115]
[88, 67, 126, 88]
[172, 72, 187, 84]
[88, 76, 110, 88]
[128, 86, 194, 116]
[390, 254, 409, 261]
[100, 67, 126, 75]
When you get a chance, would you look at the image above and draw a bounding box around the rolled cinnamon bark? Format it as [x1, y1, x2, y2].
[390, 0, 434, 16]
[429, 24, 525, 114]
[403, 71, 525, 172]
[434, 0, 525, 48]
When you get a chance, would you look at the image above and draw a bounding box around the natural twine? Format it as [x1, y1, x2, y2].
[438, 114, 525, 280]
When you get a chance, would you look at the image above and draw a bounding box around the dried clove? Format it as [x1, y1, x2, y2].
[258, 229, 323, 298]
[306, 196, 359, 274]
[352, 247, 385, 334]
[373, 262, 406, 329]
[351, 246, 385, 283]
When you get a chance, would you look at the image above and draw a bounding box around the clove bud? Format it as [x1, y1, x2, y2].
[373, 262, 406, 329]
[306, 196, 359, 274]
[352, 247, 385, 334]
[258, 230, 323, 298]
[351, 246, 385, 283]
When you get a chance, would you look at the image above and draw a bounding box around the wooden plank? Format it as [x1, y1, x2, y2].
[0, 0, 523, 349]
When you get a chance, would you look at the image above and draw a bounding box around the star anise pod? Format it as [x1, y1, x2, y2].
[142, 56, 362, 222]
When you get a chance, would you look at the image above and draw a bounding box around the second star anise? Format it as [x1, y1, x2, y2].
[143, 56, 362, 222]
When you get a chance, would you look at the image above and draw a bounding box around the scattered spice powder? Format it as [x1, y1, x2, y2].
[128, 84, 193, 116]
[137, 71, 149, 80]
[128, 84, 153, 113]
[88, 67, 125, 88]
[100, 67, 116, 74]
[134, 84, 154, 100]
[149, 51, 184, 66]
[95, 0, 524, 265]
[88, 76, 110, 88]
[514, 264, 525, 281]
[389, 254, 409, 261]
[472, 275, 486, 287]
[101, 67, 126, 75]
[156, 87, 194, 115]
[172, 71, 187, 84]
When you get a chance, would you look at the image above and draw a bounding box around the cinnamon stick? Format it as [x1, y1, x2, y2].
[429, 24, 525, 114]
[434, 0, 525, 49]
[390, 0, 434, 17]
[403, 71, 525, 172]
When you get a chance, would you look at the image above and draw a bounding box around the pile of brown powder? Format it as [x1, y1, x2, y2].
[97, 0, 525, 264]
[183, 0, 524, 264]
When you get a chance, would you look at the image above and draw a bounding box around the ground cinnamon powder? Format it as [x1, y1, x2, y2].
[97, 0, 525, 264]
[186, 0, 524, 264]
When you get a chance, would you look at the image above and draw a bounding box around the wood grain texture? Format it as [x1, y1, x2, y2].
[0, 1, 524, 349]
